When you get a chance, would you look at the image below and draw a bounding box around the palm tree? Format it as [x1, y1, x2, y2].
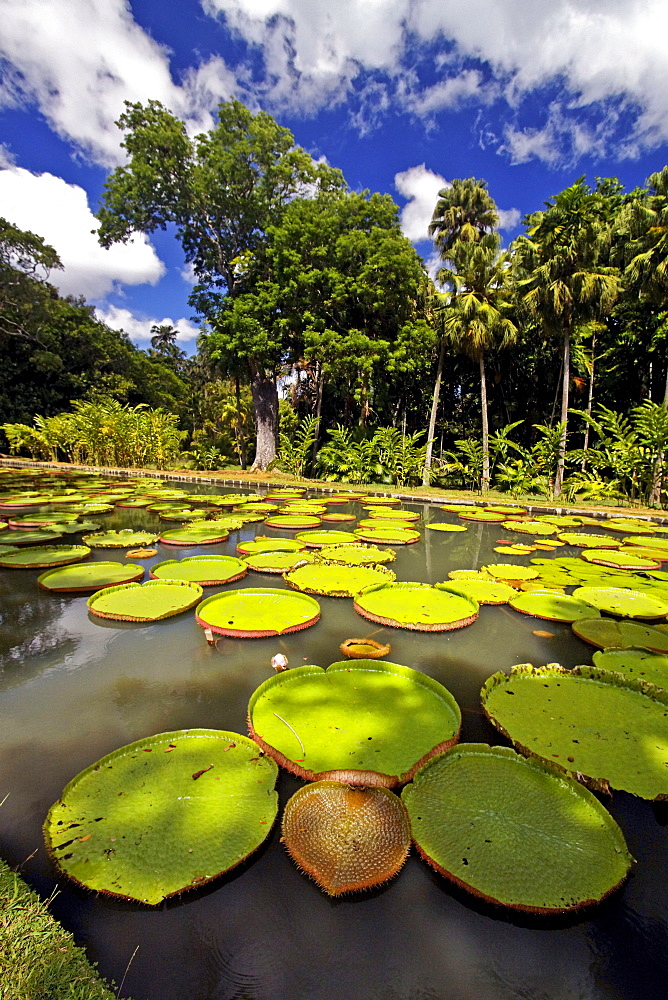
[423, 178, 500, 486]
[441, 236, 517, 491]
[513, 179, 620, 497]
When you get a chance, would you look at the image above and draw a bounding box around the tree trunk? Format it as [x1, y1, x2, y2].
[422, 335, 445, 487]
[249, 370, 279, 471]
[234, 374, 247, 470]
[480, 352, 490, 492]
[581, 332, 595, 472]
[554, 326, 570, 498]
[311, 363, 325, 467]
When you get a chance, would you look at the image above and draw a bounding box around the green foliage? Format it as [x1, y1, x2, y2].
[315, 425, 429, 486]
[2, 398, 184, 469]
[277, 415, 318, 478]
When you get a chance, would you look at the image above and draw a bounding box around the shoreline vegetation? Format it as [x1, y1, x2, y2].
[0, 858, 127, 1000]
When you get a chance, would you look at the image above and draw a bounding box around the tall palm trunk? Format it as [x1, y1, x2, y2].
[311, 362, 325, 466]
[234, 374, 247, 470]
[581, 331, 595, 472]
[480, 352, 490, 492]
[554, 326, 570, 497]
[422, 335, 445, 486]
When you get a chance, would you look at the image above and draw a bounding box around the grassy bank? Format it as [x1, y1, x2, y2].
[0, 859, 126, 1000]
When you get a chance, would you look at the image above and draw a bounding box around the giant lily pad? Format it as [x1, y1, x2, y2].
[572, 586, 668, 619]
[623, 534, 668, 551]
[158, 526, 229, 546]
[0, 544, 90, 569]
[557, 532, 620, 548]
[483, 563, 540, 583]
[509, 591, 601, 622]
[481, 663, 668, 799]
[150, 555, 247, 586]
[425, 523, 468, 532]
[284, 561, 396, 597]
[237, 537, 307, 556]
[88, 579, 202, 621]
[354, 526, 420, 545]
[38, 561, 144, 592]
[82, 530, 159, 549]
[318, 543, 396, 565]
[243, 550, 316, 574]
[367, 509, 420, 522]
[195, 588, 320, 637]
[282, 782, 411, 896]
[3, 529, 64, 545]
[502, 520, 560, 536]
[248, 659, 461, 786]
[354, 581, 478, 631]
[402, 744, 632, 913]
[592, 647, 668, 688]
[440, 578, 517, 605]
[573, 617, 668, 652]
[44, 729, 278, 905]
[263, 514, 323, 529]
[295, 530, 359, 548]
[581, 549, 660, 570]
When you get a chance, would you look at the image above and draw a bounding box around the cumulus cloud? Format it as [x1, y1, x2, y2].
[394, 164, 448, 243]
[0, 167, 165, 298]
[96, 305, 201, 344]
[0, 0, 239, 166]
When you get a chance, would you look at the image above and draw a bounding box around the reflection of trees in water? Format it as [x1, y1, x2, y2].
[0, 578, 78, 682]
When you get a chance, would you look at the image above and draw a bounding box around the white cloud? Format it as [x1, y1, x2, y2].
[394, 164, 448, 243]
[0, 0, 239, 166]
[96, 305, 201, 344]
[497, 207, 521, 231]
[0, 167, 165, 298]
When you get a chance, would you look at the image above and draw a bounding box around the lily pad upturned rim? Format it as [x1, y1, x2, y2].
[149, 555, 248, 586]
[248, 659, 462, 787]
[0, 543, 91, 569]
[354, 581, 479, 632]
[402, 743, 632, 914]
[196, 587, 320, 637]
[43, 728, 278, 905]
[38, 561, 144, 592]
[481, 663, 668, 800]
[87, 579, 203, 621]
[339, 637, 392, 659]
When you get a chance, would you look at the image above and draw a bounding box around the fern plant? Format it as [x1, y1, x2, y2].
[277, 415, 319, 479]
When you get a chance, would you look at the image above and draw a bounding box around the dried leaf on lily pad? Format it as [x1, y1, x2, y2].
[248, 659, 461, 786]
[44, 729, 278, 905]
[572, 617, 668, 652]
[281, 781, 410, 896]
[481, 663, 668, 800]
[354, 581, 478, 631]
[284, 560, 395, 597]
[402, 744, 632, 913]
[88, 579, 202, 621]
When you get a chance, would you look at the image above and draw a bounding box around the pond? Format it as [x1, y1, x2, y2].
[0, 476, 666, 1000]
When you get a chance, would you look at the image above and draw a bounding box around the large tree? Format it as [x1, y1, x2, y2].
[0, 217, 62, 343]
[96, 99, 324, 469]
[512, 179, 620, 497]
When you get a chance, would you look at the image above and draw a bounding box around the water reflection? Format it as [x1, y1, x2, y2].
[0, 487, 665, 1000]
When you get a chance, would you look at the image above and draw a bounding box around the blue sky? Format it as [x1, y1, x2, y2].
[1, 0, 667, 351]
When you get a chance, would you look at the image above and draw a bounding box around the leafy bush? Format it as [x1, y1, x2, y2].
[316, 425, 429, 487]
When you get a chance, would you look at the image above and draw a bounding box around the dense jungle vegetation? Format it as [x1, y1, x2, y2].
[1, 100, 667, 505]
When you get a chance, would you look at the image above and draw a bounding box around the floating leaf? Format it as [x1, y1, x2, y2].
[88, 579, 202, 621]
[354, 581, 478, 631]
[196, 588, 320, 637]
[38, 561, 144, 592]
[150, 555, 247, 586]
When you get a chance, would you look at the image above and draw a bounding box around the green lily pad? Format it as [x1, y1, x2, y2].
[558, 532, 620, 548]
[82, 530, 159, 549]
[248, 659, 461, 786]
[509, 591, 601, 622]
[354, 581, 478, 631]
[295, 530, 359, 548]
[2, 529, 64, 545]
[150, 555, 247, 586]
[402, 744, 632, 913]
[0, 544, 91, 569]
[502, 520, 560, 536]
[592, 648, 668, 688]
[38, 561, 144, 592]
[284, 561, 396, 597]
[320, 512, 357, 522]
[354, 526, 420, 544]
[623, 535, 668, 551]
[483, 563, 540, 582]
[236, 537, 307, 556]
[315, 543, 396, 566]
[361, 497, 401, 507]
[581, 549, 660, 570]
[243, 550, 316, 574]
[573, 617, 668, 652]
[458, 510, 506, 522]
[572, 586, 668, 619]
[538, 515, 584, 526]
[440, 578, 517, 605]
[195, 588, 320, 637]
[494, 545, 535, 555]
[263, 514, 323, 529]
[425, 523, 468, 532]
[158, 526, 230, 546]
[481, 663, 668, 799]
[618, 545, 668, 562]
[44, 729, 278, 905]
[88, 579, 203, 621]
[603, 520, 655, 535]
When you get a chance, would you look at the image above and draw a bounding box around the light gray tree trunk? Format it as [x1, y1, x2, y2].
[480, 352, 490, 492]
[249, 370, 278, 471]
[422, 336, 445, 486]
[554, 326, 570, 497]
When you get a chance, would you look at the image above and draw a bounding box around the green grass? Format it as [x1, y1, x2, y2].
[0, 858, 128, 1000]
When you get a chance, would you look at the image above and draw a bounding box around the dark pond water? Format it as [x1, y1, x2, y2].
[0, 486, 666, 1000]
